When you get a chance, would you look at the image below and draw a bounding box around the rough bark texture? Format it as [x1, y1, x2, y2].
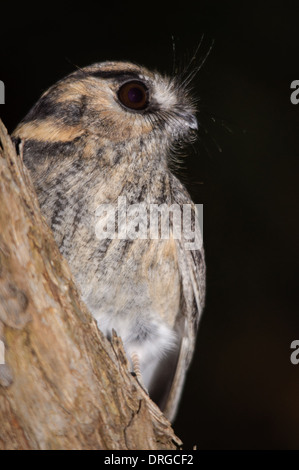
[0, 120, 182, 450]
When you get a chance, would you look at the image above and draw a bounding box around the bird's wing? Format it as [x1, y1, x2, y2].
[162, 204, 205, 422]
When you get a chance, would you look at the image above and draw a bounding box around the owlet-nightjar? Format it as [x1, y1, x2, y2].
[13, 61, 206, 422]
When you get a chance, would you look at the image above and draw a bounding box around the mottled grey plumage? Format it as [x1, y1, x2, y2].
[13, 61, 205, 422]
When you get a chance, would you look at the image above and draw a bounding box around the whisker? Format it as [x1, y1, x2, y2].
[182, 34, 205, 77]
[171, 35, 177, 75]
[65, 57, 90, 79]
[180, 39, 215, 90]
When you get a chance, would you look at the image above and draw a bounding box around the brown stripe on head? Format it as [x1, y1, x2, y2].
[13, 120, 85, 143]
[53, 79, 94, 103]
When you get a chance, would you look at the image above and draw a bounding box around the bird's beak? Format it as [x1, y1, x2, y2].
[188, 114, 198, 130]
[179, 112, 198, 131]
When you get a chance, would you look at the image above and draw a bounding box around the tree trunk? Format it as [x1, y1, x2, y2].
[0, 120, 182, 450]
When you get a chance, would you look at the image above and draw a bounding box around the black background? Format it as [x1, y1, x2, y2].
[1, 1, 298, 449]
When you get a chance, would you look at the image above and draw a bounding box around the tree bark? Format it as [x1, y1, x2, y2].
[0, 120, 182, 450]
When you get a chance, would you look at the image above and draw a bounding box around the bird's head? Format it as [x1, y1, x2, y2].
[14, 61, 198, 154]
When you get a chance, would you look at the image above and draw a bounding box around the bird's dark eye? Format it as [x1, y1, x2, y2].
[117, 81, 149, 111]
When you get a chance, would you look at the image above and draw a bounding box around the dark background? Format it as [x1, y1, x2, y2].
[1, 1, 298, 449]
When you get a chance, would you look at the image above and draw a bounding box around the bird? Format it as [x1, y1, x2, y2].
[13, 61, 206, 422]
